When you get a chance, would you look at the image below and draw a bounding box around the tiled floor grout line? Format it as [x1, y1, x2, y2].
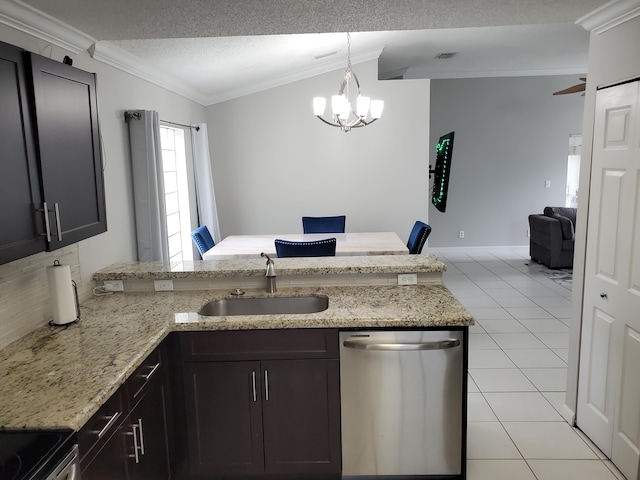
[427, 246, 627, 479]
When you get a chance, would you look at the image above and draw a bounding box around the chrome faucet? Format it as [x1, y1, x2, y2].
[261, 252, 277, 293]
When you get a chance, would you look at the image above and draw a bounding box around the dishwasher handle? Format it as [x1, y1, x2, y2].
[343, 338, 460, 351]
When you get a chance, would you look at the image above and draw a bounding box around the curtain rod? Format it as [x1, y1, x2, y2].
[161, 120, 200, 131]
[124, 110, 200, 131]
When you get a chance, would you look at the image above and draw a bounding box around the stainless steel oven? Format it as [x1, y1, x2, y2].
[0, 429, 80, 480]
[340, 330, 465, 478]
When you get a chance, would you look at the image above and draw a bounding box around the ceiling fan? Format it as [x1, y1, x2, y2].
[553, 78, 586, 96]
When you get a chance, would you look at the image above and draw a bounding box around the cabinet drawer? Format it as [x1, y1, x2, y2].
[180, 329, 339, 361]
[126, 345, 163, 408]
[78, 385, 126, 463]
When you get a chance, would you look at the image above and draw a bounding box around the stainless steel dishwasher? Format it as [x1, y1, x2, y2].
[340, 330, 465, 478]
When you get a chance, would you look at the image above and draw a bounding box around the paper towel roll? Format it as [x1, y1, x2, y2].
[47, 262, 79, 325]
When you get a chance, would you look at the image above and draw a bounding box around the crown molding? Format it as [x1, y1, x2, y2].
[0, 0, 93, 53]
[88, 42, 209, 105]
[576, 0, 640, 34]
[204, 46, 384, 105]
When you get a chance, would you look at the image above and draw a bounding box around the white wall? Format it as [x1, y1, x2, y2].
[428, 76, 585, 247]
[564, 13, 640, 426]
[206, 60, 430, 242]
[0, 25, 206, 347]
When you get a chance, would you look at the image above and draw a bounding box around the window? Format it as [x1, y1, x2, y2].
[160, 126, 195, 262]
[565, 134, 581, 208]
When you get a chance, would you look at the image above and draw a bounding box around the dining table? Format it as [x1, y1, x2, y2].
[202, 232, 409, 260]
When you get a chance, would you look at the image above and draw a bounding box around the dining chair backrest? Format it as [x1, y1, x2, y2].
[302, 215, 346, 234]
[274, 238, 337, 258]
[191, 225, 215, 256]
[406, 221, 431, 254]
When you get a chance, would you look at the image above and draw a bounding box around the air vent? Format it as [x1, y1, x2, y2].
[435, 52, 459, 60]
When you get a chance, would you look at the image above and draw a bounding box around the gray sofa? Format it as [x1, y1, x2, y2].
[528, 206, 577, 269]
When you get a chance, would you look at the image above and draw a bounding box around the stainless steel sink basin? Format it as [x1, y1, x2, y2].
[199, 295, 329, 316]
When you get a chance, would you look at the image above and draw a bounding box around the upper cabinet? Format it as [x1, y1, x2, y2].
[0, 42, 46, 264]
[29, 54, 106, 248]
[0, 41, 106, 265]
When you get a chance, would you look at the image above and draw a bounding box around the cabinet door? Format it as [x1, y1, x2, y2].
[29, 54, 106, 249]
[183, 361, 264, 477]
[0, 42, 45, 264]
[81, 423, 130, 480]
[261, 359, 342, 475]
[128, 377, 171, 480]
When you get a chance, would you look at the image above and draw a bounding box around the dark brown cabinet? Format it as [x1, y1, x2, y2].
[0, 40, 106, 265]
[180, 329, 341, 479]
[79, 343, 171, 480]
[29, 54, 106, 249]
[0, 41, 45, 264]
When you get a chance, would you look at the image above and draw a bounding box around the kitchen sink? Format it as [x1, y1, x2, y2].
[198, 295, 329, 316]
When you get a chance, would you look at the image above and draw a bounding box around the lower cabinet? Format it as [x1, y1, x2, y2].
[79, 342, 171, 480]
[180, 329, 342, 479]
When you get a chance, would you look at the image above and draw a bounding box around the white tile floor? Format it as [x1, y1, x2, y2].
[426, 246, 626, 480]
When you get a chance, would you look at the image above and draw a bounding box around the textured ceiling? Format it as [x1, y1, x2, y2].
[16, 0, 609, 105]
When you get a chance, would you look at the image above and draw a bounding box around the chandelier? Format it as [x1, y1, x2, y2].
[312, 33, 384, 132]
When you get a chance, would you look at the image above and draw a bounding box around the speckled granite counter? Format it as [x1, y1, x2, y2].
[92, 254, 447, 280]
[0, 259, 471, 432]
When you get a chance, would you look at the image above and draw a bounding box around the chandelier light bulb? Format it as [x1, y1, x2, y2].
[370, 99, 384, 119]
[313, 97, 326, 116]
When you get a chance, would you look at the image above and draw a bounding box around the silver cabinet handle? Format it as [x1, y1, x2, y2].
[264, 370, 269, 401]
[137, 418, 145, 455]
[40, 202, 52, 242]
[131, 424, 141, 464]
[53, 202, 62, 240]
[96, 411, 121, 438]
[252, 371, 257, 402]
[343, 338, 460, 351]
[142, 362, 160, 382]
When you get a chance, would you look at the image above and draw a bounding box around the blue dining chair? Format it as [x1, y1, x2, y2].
[302, 215, 346, 234]
[407, 221, 431, 254]
[274, 238, 337, 258]
[191, 225, 215, 256]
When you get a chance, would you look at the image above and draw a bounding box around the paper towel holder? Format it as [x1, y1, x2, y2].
[48, 260, 81, 327]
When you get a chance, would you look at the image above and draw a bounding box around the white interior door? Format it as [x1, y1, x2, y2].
[577, 79, 640, 480]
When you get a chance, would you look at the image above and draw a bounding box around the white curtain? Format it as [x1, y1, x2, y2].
[126, 110, 170, 262]
[191, 123, 221, 244]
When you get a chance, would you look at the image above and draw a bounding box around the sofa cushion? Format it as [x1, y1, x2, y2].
[544, 207, 577, 240]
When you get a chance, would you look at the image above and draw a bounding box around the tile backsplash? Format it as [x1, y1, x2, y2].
[0, 246, 86, 349]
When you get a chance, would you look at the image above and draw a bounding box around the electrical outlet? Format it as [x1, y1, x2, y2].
[545, 180, 551, 188]
[154, 279, 174, 291]
[103, 280, 124, 292]
[398, 273, 418, 285]
[459, 230, 464, 239]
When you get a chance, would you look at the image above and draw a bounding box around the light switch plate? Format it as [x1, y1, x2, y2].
[154, 280, 174, 291]
[398, 273, 418, 286]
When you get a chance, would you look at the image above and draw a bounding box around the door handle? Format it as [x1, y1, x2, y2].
[38, 202, 52, 242]
[131, 424, 141, 464]
[264, 370, 269, 401]
[53, 202, 62, 240]
[343, 338, 461, 351]
[251, 371, 257, 402]
[137, 418, 145, 455]
[95, 411, 121, 438]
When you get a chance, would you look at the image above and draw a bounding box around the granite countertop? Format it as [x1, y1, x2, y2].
[0, 283, 472, 431]
[92, 254, 447, 280]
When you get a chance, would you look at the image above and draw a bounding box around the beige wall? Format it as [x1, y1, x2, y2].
[206, 60, 430, 241]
